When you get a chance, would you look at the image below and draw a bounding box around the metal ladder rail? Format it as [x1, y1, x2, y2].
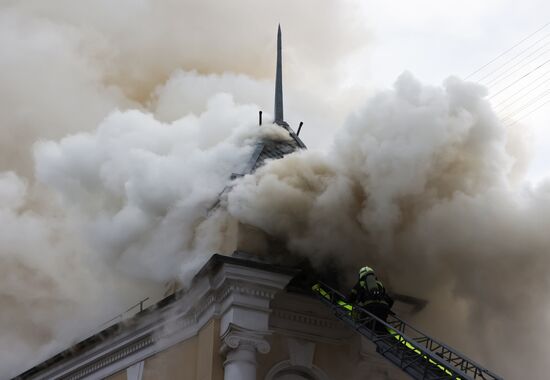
[383, 313, 500, 379]
[312, 283, 503, 380]
[313, 285, 467, 380]
[314, 283, 501, 380]
[352, 310, 449, 379]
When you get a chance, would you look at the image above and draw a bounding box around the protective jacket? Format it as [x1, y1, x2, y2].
[349, 266, 394, 308]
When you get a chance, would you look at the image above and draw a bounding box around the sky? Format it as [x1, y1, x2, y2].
[352, 1, 550, 181]
[2, 1, 550, 378]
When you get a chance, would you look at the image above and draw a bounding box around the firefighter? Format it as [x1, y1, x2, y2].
[349, 266, 394, 330]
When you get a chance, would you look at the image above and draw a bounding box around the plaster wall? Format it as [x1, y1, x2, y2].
[142, 335, 197, 379]
[141, 319, 224, 380]
[105, 370, 126, 380]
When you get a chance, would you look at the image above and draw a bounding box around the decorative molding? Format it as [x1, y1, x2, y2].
[287, 338, 315, 368]
[272, 309, 339, 329]
[264, 360, 329, 380]
[220, 282, 280, 301]
[64, 336, 153, 380]
[23, 257, 294, 380]
[126, 361, 144, 380]
[220, 324, 271, 355]
[270, 305, 353, 345]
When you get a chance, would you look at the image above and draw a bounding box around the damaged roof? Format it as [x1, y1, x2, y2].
[239, 122, 306, 175]
[241, 23, 306, 175]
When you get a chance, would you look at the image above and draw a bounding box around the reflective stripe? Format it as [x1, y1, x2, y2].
[313, 283, 460, 379]
[387, 328, 461, 379]
[338, 300, 353, 311]
[312, 283, 352, 311]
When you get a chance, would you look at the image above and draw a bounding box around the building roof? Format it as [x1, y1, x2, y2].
[211, 25, 306, 211]
[243, 24, 306, 175]
[250, 125, 306, 172]
[14, 253, 302, 380]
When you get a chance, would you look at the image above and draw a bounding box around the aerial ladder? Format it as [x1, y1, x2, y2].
[311, 282, 503, 380]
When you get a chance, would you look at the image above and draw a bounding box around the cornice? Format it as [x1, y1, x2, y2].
[64, 336, 153, 380]
[20, 258, 294, 380]
[271, 309, 339, 329]
[270, 307, 353, 345]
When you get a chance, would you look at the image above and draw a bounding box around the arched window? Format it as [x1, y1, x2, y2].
[265, 360, 329, 380]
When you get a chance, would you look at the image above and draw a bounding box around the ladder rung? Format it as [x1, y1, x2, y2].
[311, 282, 503, 380]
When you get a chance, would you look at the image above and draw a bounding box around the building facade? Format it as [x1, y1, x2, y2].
[16, 253, 409, 380]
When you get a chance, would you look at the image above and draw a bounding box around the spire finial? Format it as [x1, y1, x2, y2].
[274, 24, 284, 125]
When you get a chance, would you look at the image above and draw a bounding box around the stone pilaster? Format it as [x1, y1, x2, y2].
[221, 324, 271, 380]
[214, 257, 294, 380]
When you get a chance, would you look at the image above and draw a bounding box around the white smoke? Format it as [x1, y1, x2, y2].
[0, 1, 547, 379]
[1, 91, 289, 376]
[0, 0, 366, 377]
[228, 72, 550, 379]
[0, 170, 158, 376]
[35, 94, 279, 282]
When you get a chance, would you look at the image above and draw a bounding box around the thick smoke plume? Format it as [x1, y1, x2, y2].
[0, 0, 365, 377]
[0, 1, 547, 379]
[229, 73, 549, 379]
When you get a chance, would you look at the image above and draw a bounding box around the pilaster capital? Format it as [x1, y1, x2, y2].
[220, 323, 271, 355]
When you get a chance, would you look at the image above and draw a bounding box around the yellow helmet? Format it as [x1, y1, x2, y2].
[359, 266, 374, 278]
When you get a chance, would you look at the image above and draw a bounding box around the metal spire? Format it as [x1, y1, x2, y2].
[274, 24, 284, 125]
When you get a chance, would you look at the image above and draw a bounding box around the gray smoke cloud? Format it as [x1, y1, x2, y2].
[0, 0, 367, 377]
[0, 1, 546, 379]
[0, 0, 365, 174]
[228, 72, 549, 379]
[0, 169, 160, 376]
[1, 90, 295, 376]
